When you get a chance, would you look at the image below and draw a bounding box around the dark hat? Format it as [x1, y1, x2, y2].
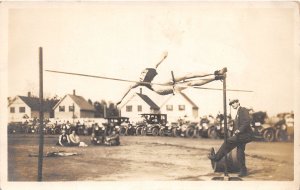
[229, 99, 239, 106]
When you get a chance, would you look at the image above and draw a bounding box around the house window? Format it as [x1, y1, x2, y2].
[59, 106, 65, 112]
[10, 107, 15, 113]
[19, 107, 25, 113]
[178, 105, 185, 111]
[69, 105, 75, 112]
[137, 105, 142, 112]
[166, 105, 173, 111]
[126, 105, 132, 112]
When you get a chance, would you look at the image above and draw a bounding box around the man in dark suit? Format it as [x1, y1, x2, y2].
[208, 99, 253, 177]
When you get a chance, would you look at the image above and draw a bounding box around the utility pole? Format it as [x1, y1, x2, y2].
[104, 104, 107, 118]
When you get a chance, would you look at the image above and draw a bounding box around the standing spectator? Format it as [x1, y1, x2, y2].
[208, 99, 253, 177]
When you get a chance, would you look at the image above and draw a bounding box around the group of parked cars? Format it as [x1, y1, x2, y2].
[7, 111, 294, 142]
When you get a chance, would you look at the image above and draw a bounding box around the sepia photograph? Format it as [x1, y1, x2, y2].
[0, 1, 299, 190]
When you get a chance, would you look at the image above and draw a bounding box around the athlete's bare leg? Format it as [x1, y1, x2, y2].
[153, 74, 224, 95]
[161, 67, 227, 84]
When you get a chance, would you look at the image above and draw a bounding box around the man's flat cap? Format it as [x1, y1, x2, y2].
[229, 99, 239, 106]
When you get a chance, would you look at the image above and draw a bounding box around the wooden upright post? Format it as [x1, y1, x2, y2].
[222, 73, 229, 177]
[37, 47, 44, 181]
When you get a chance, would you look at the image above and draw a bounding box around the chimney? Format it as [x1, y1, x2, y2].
[73, 89, 76, 95]
[140, 88, 142, 94]
[28, 92, 31, 97]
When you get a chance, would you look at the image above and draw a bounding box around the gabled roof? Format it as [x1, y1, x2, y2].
[136, 93, 160, 110]
[69, 94, 95, 111]
[179, 92, 198, 109]
[53, 94, 95, 112]
[17, 96, 59, 112]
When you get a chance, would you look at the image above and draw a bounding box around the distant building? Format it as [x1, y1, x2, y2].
[160, 92, 199, 122]
[119, 91, 160, 121]
[118, 87, 199, 122]
[53, 90, 95, 119]
[8, 92, 58, 122]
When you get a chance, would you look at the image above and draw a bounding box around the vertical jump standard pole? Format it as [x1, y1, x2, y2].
[222, 73, 229, 178]
[37, 47, 44, 181]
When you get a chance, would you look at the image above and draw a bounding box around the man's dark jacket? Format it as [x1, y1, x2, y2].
[234, 107, 253, 136]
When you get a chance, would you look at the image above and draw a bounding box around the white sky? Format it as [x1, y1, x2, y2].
[3, 2, 299, 116]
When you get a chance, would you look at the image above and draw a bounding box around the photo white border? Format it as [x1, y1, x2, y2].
[0, 1, 299, 190]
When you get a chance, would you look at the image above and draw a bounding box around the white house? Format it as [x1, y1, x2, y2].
[160, 92, 199, 122]
[118, 87, 199, 122]
[8, 93, 58, 122]
[119, 91, 160, 121]
[53, 91, 95, 119]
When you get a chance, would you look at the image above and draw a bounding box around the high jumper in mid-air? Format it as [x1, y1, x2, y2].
[116, 51, 227, 105]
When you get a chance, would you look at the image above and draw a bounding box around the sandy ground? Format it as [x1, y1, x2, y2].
[7, 134, 294, 181]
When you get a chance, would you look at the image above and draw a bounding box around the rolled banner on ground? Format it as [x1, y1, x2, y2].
[211, 148, 240, 173]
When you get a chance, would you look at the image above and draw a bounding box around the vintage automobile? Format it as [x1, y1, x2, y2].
[135, 120, 146, 136]
[209, 114, 235, 139]
[274, 112, 294, 141]
[74, 121, 86, 136]
[35, 121, 52, 135]
[7, 122, 24, 134]
[250, 111, 276, 142]
[48, 123, 61, 135]
[24, 120, 38, 134]
[138, 114, 168, 136]
[284, 112, 294, 141]
[177, 120, 198, 138]
[119, 118, 136, 136]
[198, 115, 215, 138]
[124, 122, 137, 136]
[158, 122, 180, 137]
[60, 123, 73, 135]
[103, 117, 132, 136]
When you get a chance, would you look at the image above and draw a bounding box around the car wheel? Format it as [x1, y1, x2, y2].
[193, 129, 200, 138]
[158, 128, 164, 136]
[141, 128, 147, 136]
[185, 127, 194, 138]
[119, 127, 126, 136]
[172, 128, 179, 137]
[152, 128, 159, 136]
[275, 128, 288, 142]
[263, 129, 275, 142]
[136, 128, 141, 136]
[125, 128, 129, 136]
[208, 127, 218, 139]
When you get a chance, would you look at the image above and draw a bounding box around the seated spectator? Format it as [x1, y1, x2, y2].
[56, 129, 70, 146]
[104, 128, 120, 146]
[91, 123, 106, 145]
[90, 132, 103, 145]
[69, 130, 88, 147]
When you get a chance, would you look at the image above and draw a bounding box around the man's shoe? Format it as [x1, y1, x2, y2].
[238, 169, 248, 177]
[208, 147, 216, 161]
[214, 67, 227, 75]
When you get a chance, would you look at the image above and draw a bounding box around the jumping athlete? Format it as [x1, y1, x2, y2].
[116, 52, 227, 105]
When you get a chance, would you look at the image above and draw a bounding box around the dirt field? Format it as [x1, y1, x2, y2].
[7, 134, 294, 181]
